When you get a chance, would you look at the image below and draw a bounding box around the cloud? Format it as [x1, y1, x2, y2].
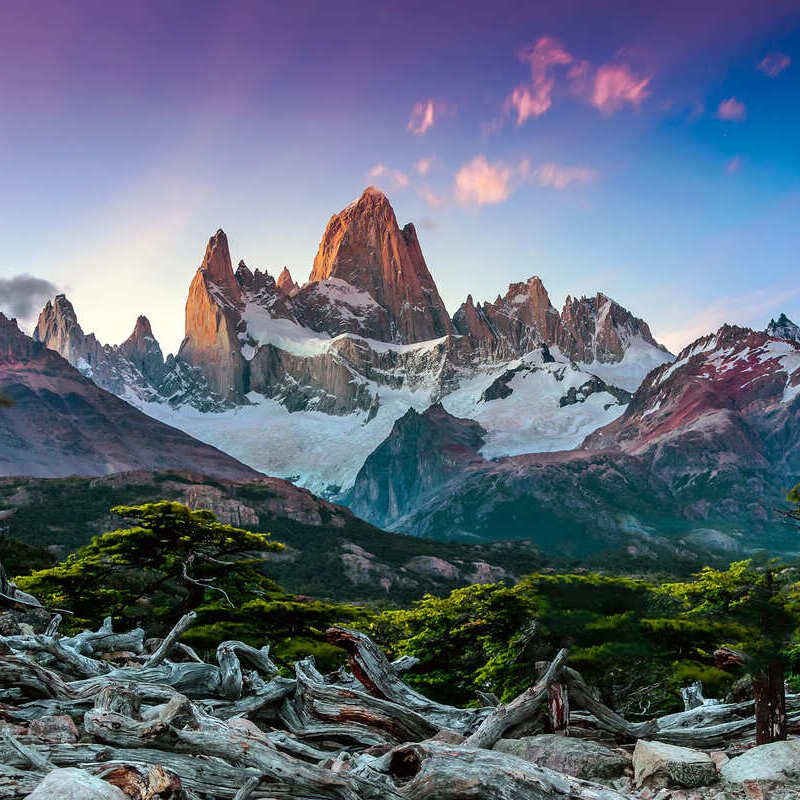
[506, 36, 573, 124]
[716, 97, 746, 121]
[408, 100, 436, 135]
[757, 52, 791, 77]
[367, 163, 409, 190]
[415, 157, 436, 176]
[419, 187, 446, 209]
[536, 163, 597, 189]
[455, 155, 530, 206]
[0, 274, 59, 322]
[590, 64, 651, 114]
[726, 156, 742, 174]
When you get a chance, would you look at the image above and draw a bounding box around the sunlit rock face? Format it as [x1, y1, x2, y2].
[309, 186, 453, 343]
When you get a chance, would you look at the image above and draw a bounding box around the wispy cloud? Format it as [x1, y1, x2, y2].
[0, 274, 59, 324]
[419, 187, 446, 208]
[506, 36, 573, 124]
[415, 156, 436, 176]
[367, 163, 409, 189]
[757, 52, 791, 77]
[716, 97, 746, 121]
[408, 99, 436, 135]
[726, 156, 742, 174]
[590, 64, 651, 114]
[454, 155, 530, 206]
[536, 163, 597, 189]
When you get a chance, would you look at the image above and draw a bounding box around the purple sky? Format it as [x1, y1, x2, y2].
[2, 0, 800, 353]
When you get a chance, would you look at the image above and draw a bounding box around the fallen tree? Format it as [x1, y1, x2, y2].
[0, 611, 798, 798]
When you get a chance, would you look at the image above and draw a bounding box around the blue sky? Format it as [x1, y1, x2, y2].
[1, 0, 799, 353]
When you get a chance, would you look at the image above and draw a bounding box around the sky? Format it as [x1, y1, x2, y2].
[1, 0, 799, 355]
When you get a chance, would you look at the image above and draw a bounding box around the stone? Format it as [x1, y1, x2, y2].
[720, 739, 800, 784]
[309, 186, 453, 343]
[494, 734, 629, 780]
[24, 767, 128, 800]
[633, 740, 717, 789]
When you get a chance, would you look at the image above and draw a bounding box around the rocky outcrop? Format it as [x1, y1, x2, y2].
[0, 314, 257, 481]
[309, 187, 453, 343]
[118, 315, 165, 385]
[720, 739, 800, 783]
[347, 404, 486, 530]
[632, 740, 717, 789]
[559, 292, 665, 364]
[277, 267, 300, 295]
[178, 229, 247, 400]
[767, 312, 800, 343]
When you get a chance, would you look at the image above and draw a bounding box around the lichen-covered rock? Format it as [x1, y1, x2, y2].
[494, 734, 629, 780]
[720, 739, 800, 784]
[633, 739, 717, 789]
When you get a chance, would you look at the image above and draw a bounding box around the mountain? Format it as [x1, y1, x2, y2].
[767, 313, 800, 343]
[348, 323, 800, 557]
[34, 187, 671, 500]
[308, 186, 453, 342]
[0, 314, 256, 480]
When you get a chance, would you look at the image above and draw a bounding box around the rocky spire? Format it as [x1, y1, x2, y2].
[199, 229, 241, 304]
[767, 313, 800, 343]
[277, 267, 299, 295]
[309, 187, 453, 343]
[119, 315, 165, 384]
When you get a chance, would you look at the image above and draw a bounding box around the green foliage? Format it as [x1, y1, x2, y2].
[17, 501, 283, 633]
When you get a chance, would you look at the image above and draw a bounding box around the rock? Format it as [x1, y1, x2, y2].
[494, 734, 629, 780]
[633, 740, 717, 789]
[309, 186, 453, 343]
[720, 739, 800, 783]
[24, 767, 128, 800]
[28, 714, 80, 743]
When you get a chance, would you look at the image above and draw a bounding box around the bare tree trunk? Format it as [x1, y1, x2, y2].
[753, 659, 786, 744]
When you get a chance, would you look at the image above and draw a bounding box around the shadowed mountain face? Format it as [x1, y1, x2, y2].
[348, 324, 800, 558]
[0, 314, 257, 480]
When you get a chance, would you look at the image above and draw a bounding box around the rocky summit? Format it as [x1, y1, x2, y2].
[28, 186, 800, 558]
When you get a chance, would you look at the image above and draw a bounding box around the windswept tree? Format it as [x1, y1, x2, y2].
[17, 501, 283, 633]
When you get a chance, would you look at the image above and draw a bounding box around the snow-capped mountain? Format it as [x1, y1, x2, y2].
[34, 187, 672, 497]
[348, 323, 800, 556]
[767, 313, 800, 343]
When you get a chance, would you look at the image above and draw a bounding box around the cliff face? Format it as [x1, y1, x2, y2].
[178, 229, 247, 400]
[0, 314, 256, 480]
[309, 187, 453, 343]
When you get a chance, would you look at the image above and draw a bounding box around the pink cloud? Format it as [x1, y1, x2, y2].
[726, 156, 742, 174]
[367, 163, 409, 189]
[506, 36, 573, 125]
[415, 156, 436, 176]
[716, 97, 746, 121]
[408, 100, 436, 135]
[536, 163, 597, 189]
[590, 64, 651, 114]
[455, 155, 524, 206]
[757, 52, 791, 77]
[419, 187, 446, 208]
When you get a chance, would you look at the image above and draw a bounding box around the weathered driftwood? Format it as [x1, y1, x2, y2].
[3, 609, 796, 800]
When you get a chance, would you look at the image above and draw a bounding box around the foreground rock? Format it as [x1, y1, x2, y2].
[495, 734, 628, 780]
[633, 740, 717, 789]
[720, 738, 800, 783]
[24, 768, 127, 800]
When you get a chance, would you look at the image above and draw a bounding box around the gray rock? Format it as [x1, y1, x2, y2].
[494, 734, 629, 779]
[720, 739, 800, 783]
[24, 768, 127, 800]
[633, 739, 717, 789]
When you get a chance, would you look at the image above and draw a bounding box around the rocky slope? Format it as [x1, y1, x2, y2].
[348, 324, 800, 557]
[0, 314, 256, 480]
[34, 187, 670, 498]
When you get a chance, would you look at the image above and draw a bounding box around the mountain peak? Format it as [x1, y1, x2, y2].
[308, 189, 452, 343]
[277, 267, 299, 295]
[767, 313, 800, 343]
[199, 228, 240, 300]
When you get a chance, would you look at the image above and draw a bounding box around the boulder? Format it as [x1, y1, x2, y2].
[720, 739, 800, 783]
[494, 734, 629, 780]
[28, 714, 80, 743]
[633, 739, 717, 789]
[24, 768, 128, 800]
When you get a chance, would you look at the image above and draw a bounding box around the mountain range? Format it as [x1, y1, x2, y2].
[16, 186, 800, 560]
